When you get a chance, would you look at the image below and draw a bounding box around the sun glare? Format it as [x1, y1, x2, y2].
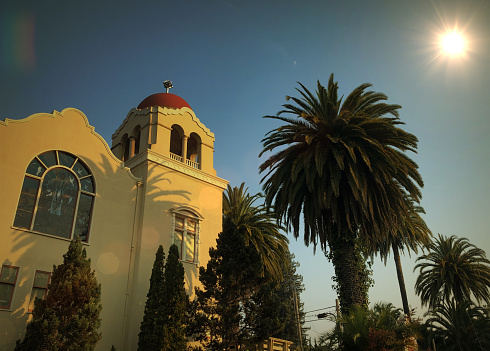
[440, 31, 466, 56]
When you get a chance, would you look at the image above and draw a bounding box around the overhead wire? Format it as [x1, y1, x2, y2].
[303, 305, 336, 315]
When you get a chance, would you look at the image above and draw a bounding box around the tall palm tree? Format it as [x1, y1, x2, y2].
[223, 183, 289, 281]
[414, 234, 490, 309]
[259, 74, 423, 313]
[369, 197, 432, 320]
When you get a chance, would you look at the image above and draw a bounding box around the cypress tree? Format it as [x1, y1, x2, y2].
[15, 236, 102, 350]
[138, 245, 166, 351]
[162, 244, 188, 351]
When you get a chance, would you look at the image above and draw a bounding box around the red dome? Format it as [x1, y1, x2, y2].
[137, 93, 192, 110]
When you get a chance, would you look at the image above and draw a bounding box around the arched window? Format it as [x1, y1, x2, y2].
[170, 207, 202, 265]
[13, 151, 95, 242]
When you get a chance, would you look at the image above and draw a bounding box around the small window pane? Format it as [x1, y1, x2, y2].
[26, 159, 46, 177]
[74, 194, 93, 242]
[33, 272, 50, 288]
[58, 151, 76, 168]
[0, 267, 18, 283]
[38, 151, 57, 168]
[0, 284, 14, 308]
[80, 177, 94, 193]
[185, 233, 195, 262]
[186, 219, 196, 233]
[28, 287, 47, 311]
[175, 217, 184, 229]
[13, 210, 33, 229]
[175, 231, 183, 258]
[72, 161, 89, 177]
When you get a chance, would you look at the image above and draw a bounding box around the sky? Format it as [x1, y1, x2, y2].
[2, 0, 490, 341]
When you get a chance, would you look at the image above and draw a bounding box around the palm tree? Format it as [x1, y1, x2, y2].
[259, 74, 423, 313]
[319, 302, 417, 351]
[414, 234, 490, 309]
[424, 298, 490, 351]
[369, 197, 432, 320]
[223, 183, 289, 281]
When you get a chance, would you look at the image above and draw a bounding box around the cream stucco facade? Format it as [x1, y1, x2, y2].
[0, 94, 227, 351]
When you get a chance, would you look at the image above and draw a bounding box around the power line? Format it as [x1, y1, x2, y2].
[304, 318, 336, 323]
[303, 306, 336, 315]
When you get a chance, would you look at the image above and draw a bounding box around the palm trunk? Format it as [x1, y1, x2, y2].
[329, 234, 368, 315]
[392, 243, 411, 321]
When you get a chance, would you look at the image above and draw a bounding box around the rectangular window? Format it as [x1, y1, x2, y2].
[173, 215, 198, 263]
[28, 271, 50, 312]
[0, 265, 19, 310]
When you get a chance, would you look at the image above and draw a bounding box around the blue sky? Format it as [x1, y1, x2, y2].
[2, 0, 490, 340]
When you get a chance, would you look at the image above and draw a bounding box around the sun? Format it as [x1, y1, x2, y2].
[440, 31, 466, 56]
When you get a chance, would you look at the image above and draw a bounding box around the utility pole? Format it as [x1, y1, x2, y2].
[292, 285, 303, 351]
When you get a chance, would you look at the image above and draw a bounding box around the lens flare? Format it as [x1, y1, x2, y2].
[441, 32, 465, 55]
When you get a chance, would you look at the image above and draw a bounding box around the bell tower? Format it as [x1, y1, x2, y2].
[110, 82, 227, 349]
[111, 82, 217, 175]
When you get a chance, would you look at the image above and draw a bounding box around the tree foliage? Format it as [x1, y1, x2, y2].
[259, 74, 423, 312]
[223, 183, 289, 281]
[414, 234, 490, 309]
[15, 236, 102, 351]
[138, 244, 188, 351]
[138, 245, 166, 351]
[369, 197, 431, 319]
[319, 302, 418, 351]
[191, 218, 306, 349]
[247, 252, 308, 348]
[421, 299, 490, 351]
[192, 218, 266, 349]
[415, 235, 490, 350]
[162, 244, 188, 351]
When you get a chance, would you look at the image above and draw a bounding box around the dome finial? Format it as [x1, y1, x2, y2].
[163, 80, 173, 93]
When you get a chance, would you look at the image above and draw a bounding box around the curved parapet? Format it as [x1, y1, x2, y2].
[1, 108, 142, 182]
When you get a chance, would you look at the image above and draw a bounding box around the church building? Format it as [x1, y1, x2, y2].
[0, 85, 228, 350]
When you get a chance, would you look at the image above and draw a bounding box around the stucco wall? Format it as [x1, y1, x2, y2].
[0, 109, 139, 350]
[0, 106, 227, 351]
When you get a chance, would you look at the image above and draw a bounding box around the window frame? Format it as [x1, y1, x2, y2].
[0, 265, 20, 310]
[12, 150, 96, 243]
[170, 207, 203, 265]
[28, 270, 51, 312]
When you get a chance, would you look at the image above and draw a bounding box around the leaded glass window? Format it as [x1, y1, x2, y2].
[13, 151, 95, 242]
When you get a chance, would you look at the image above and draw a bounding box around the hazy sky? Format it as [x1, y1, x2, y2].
[2, 0, 490, 340]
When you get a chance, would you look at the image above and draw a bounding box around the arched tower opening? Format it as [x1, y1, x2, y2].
[170, 124, 184, 162]
[121, 134, 130, 161]
[132, 126, 141, 156]
[187, 133, 201, 169]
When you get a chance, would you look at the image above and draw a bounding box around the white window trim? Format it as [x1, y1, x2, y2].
[170, 207, 203, 266]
